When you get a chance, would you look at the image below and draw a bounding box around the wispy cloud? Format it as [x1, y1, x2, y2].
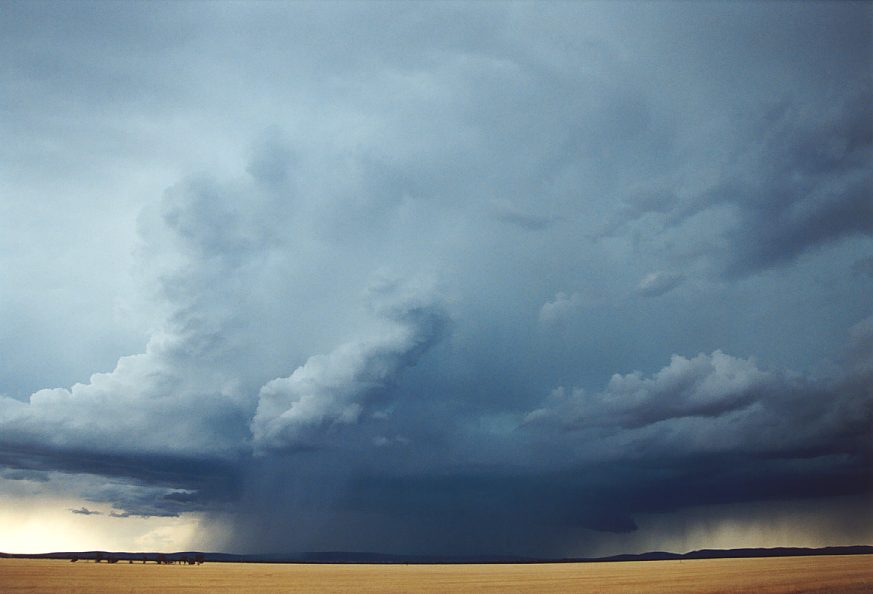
[70, 507, 102, 516]
[637, 271, 685, 298]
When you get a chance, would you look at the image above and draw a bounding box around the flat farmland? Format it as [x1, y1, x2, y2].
[2, 555, 871, 593]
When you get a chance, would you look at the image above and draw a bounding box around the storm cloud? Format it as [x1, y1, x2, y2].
[1, 1, 871, 557]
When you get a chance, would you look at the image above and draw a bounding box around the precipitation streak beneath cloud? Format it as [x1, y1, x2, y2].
[0, 1, 871, 557]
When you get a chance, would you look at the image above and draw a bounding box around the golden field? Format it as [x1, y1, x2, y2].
[1, 555, 871, 593]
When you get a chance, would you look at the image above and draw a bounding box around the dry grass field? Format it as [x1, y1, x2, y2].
[1, 555, 871, 593]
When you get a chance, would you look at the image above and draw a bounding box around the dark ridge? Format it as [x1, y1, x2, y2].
[575, 545, 873, 563]
[1, 545, 871, 564]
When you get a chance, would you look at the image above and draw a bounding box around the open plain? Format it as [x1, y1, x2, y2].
[1, 555, 872, 593]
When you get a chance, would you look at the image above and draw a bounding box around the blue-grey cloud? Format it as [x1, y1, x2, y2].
[490, 201, 557, 231]
[634, 80, 873, 279]
[852, 256, 873, 279]
[716, 83, 873, 277]
[636, 271, 685, 298]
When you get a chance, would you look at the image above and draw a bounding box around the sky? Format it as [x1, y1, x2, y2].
[0, 1, 871, 558]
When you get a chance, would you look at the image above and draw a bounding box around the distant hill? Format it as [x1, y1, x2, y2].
[2, 545, 871, 565]
[575, 545, 873, 564]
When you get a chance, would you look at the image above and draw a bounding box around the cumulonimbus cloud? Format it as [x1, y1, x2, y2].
[1, 2, 871, 555]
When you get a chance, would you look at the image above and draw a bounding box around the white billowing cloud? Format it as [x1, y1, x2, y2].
[602, 350, 770, 426]
[525, 350, 770, 430]
[539, 292, 584, 325]
[0, 164, 292, 463]
[0, 331, 246, 459]
[524, 336, 873, 463]
[251, 280, 448, 452]
[637, 271, 685, 297]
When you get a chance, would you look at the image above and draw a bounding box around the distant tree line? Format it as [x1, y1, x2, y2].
[70, 553, 205, 564]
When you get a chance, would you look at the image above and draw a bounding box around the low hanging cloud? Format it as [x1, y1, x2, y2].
[526, 350, 770, 430]
[509, 326, 873, 540]
[0, 337, 249, 461]
[524, 322, 873, 463]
